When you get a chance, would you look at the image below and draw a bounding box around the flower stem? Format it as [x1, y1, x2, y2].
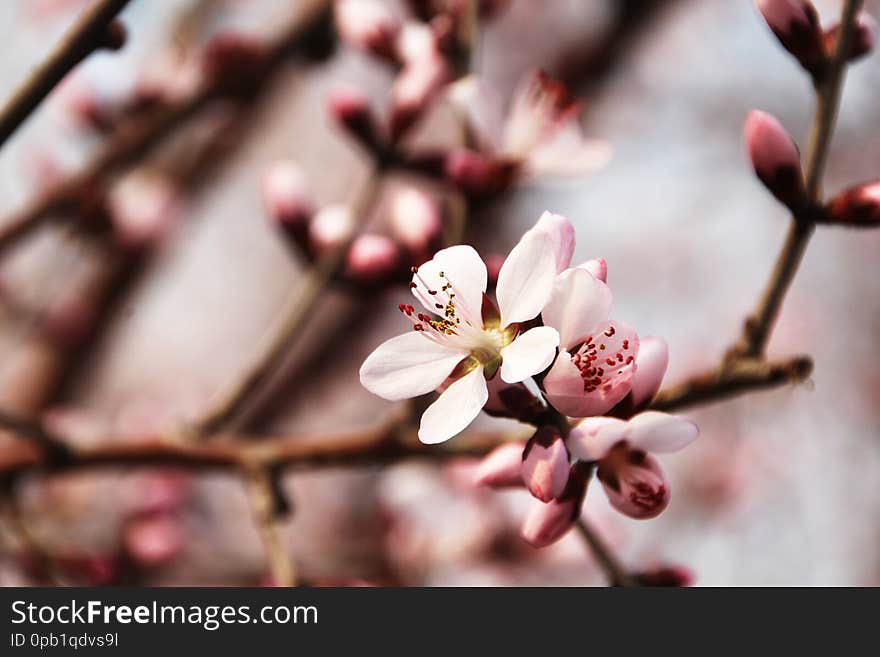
[575, 517, 637, 587]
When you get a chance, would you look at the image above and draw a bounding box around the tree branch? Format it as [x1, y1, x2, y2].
[0, 0, 132, 150]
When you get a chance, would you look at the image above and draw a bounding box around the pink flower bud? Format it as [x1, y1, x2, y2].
[123, 514, 182, 567]
[824, 181, 880, 227]
[521, 428, 570, 503]
[576, 257, 607, 283]
[388, 187, 442, 255]
[444, 148, 517, 198]
[262, 160, 313, 233]
[335, 0, 401, 60]
[473, 441, 527, 488]
[521, 464, 588, 548]
[42, 290, 97, 347]
[635, 565, 695, 587]
[824, 12, 877, 62]
[327, 86, 381, 151]
[108, 173, 179, 251]
[346, 233, 400, 283]
[628, 336, 669, 409]
[744, 110, 806, 211]
[597, 445, 670, 520]
[754, 0, 824, 73]
[389, 56, 450, 142]
[310, 204, 355, 253]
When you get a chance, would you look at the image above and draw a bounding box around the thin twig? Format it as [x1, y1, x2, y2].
[732, 0, 863, 359]
[0, 0, 332, 257]
[0, 0, 132, 150]
[575, 518, 637, 587]
[244, 465, 295, 586]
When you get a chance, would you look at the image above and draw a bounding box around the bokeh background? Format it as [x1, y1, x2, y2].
[0, 0, 878, 586]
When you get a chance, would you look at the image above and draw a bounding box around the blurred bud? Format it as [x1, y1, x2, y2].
[444, 148, 516, 199]
[108, 173, 179, 251]
[328, 86, 382, 151]
[628, 337, 669, 409]
[397, 21, 439, 65]
[57, 553, 118, 586]
[597, 445, 670, 520]
[388, 187, 442, 255]
[130, 472, 190, 516]
[100, 20, 127, 51]
[473, 441, 526, 488]
[346, 233, 400, 283]
[484, 253, 505, 288]
[200, 33, 268, 93]
[520, 463, 589, 548]
[123, 514, 182, 567]
[576, 257, 607, 283]
[262, 160, 313, 236]
[42, 289, 97, 347]
[390, 56, 450, 143]
[744, 110, 807, 211]
[824, 181, 880, 227]
[824, 12, 877, 62]
[635, 565, 695, 587]
[335, 0, 401, 60]
[310, 204, 355, 252]
[754, 0, 825, 73]
[522, 428, 570, 503]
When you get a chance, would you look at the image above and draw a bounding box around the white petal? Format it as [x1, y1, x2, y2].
[566, 417, 628, 461]
[542, 268, 612, 350]
[418, 365, 488, 444]
[411, 245, 486, 326]
[359, 332, 468, 401]
[531, 211, 575, 273]
[496, 228, 556, 327]
[526, 128, 612, 178]
[626, 411, 699, 454]
[499, 326, 559, 383]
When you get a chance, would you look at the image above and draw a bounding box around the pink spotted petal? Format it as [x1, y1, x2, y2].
[598, 450, 670, 520]
[542, 268, 612, 349]
[629, 337, 669, 408]
[411, 244, 487, 327]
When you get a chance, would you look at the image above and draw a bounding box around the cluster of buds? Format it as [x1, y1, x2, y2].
[744, 93, 878, 228]
[262, 160, 444, 287]
[754, 0, 875, 79]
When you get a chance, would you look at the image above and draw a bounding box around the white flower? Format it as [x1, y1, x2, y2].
[360, 216, 570, 444]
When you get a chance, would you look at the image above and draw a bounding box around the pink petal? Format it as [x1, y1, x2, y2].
[744, 110, 805, 209]
[522, 430, 570, 502]
[598, 450, 670, 520]
[542, 268, 612, 349]
[530, 211, 575, 273]
[359, 332, 468, 401]
[566, 416, 628, 462]
[388, 186, 442, 252]
[626, 411, 699, 454]
[629, 337, 669, 408]
[418, 365, 488, 444]
[411, 245, 487, 327]
[526, 128, 612, 178]
[473, 441, 527, 488]
[521, 497, 578, 548]
[499, 325, 559, 384]
[576, 257, 607, 283]
[495, 226, 557, 327]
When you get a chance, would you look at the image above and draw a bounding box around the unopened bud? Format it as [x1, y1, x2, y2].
[744, 110, 806, 211]
[520, 463, 588, 548]
[389, 57, 450, 143]
[388, 187, 442, 255]
[335, 0, 401, 61]
[346, 233, 400, 283]
[635, 565, 695, 587]
[201, 33, 268, 94]
[328, 86, 382, 152]
[473, 441, 527, 488]
[262, 161, 313, 235]
[123, 514, 182, 567]
[521, 428, 570, 503]
[824, 12, 877, 62]
[824, 181, 880, 228]
[108, 173, 179, 251]
[754, 0, 825, 74]
[310, 204, 355, 253]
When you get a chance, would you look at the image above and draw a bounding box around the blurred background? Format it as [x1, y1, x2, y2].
[0, 0, 878, 586]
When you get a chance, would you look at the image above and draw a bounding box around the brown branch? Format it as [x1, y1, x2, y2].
[0, 0, 333, 258]
[731, 0, 863, 360]
[575, 518, 637, 587]
[243, 465, 296, 586]
[649, 355, 813, 412]
[0, 0, 132, 150]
